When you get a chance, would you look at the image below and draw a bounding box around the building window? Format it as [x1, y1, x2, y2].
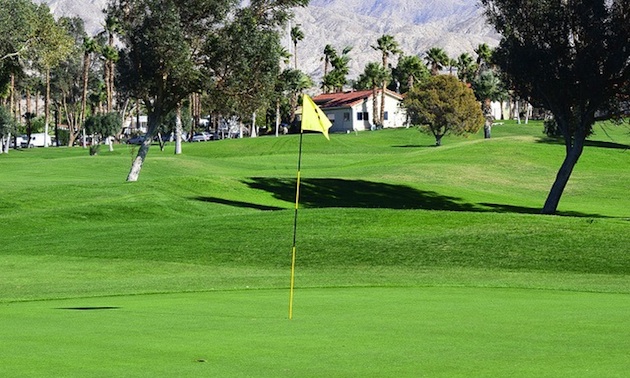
[357, 112, 363, 121]
[327, 113, 335, 122]
[363, 112, 369, 121]
[383, 111, 389, 121]
[343, 112, 350, 121]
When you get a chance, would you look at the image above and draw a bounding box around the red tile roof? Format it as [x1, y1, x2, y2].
[312, 89, 403, 109]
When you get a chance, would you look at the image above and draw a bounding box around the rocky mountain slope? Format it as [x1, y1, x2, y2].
[35, 0, 500, 81]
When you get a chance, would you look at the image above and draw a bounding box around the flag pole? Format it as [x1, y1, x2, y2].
[289, 131, 304, 320]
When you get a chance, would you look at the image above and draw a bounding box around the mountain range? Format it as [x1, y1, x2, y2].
[35, 0, 500, 81]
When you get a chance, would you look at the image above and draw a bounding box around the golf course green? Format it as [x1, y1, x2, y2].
[1, 121, 629, 376]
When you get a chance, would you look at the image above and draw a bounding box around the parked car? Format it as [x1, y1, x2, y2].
[126, 135, 145, 145]
[191, 132, 210, 142]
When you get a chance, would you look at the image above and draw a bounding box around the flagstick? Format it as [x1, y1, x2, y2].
[289, 132, 304, 320]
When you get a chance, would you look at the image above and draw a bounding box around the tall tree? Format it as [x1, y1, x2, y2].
[32, 6, 74, 148]
[456, 52, 477, 84]
[372, 34, 402, 125]
[355, 62, 389, 128]
[390, 55, 429, 93]
[481, 0, 630, 214]
[404, 75, 484, 146]
[290, 24, 304, 70]
[471, 68, 505, 138]
[321, 44, 337, 92]
[424, 47, 449, 76]
[111, 0, 307, 181]
[474, 43, 493, 74]
[321, 46, 351, 93]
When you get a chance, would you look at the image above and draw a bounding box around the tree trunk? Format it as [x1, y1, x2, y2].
[80, 51, 90, 128]
[541, 138, 585, 214]
[380, 83, 386, 127]
[435, 135, 442, 146]
[275, 98, 280, 137]
[482, 99, 493, 139]
[251, 112, 257, 138]
[541, 114, 588, 214]
[127, 137, 151, 182]
[175, 105, 182, 155]
[127, 111, 160, 182]
[44, 68, 50, 147]
[372, 86, 379, 130]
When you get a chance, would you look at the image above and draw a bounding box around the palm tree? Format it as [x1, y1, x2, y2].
[392, 55, 428, 92]
[80, 37, 99, 132]
[321, 44, 337, 93]
[361, 62, 389, 128]
[424, 47, 449, 75]
[102, 14, 119, 112]
[456, 53, 477, 83]
[471, 69, 505, 138]
[474, 43, 493, 74]
[322, 46, 352, 93]
[290, 25, 304, 70]
[372, 34, 402, 125]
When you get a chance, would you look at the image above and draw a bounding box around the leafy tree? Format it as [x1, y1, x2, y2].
[110, 0, 235, 181]
[390, 55, 429, 93]
[84, 111, 122, 151]
[205, 5, 294, 120]
[404, 75, 484, 146]
[372, 34, 402, 125]
[50, 17, 96, 147]
[31, 6, 74, 147]
[481, 0, 630, 214]
[111, 0, 307, 180]
[424, 47, 449, 76]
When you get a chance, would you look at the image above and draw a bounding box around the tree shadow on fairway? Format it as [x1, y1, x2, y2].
[391, 144, 437, 148]
[243, 177, 480, 211]
[536, 137, 630, 150]
[479, 202, 609, 218]
[193, 196, 285, 211]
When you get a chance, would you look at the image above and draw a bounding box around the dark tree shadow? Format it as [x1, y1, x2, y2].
[191, 178, 610, 218]
[536, 137, 630, 150]
[392, 144, 437, 148]
[479, 203, 609, 218]
[243, 177, 480, 211]
[193, 196, 284, 211]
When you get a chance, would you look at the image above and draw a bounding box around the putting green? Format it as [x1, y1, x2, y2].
[1, 287, 629, 377]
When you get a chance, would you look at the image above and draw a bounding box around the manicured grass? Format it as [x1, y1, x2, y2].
[2, 288, 629, 377]
[1, 121, 630, 376]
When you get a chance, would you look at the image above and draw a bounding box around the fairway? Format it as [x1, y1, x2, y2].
[1, 287, 629, 377]
[2, 123, 630, 376]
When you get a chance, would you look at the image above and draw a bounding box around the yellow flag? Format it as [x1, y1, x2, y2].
[301, 94, 332, 140]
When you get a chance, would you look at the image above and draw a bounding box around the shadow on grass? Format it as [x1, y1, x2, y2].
[536, 137, 630, 150]
[479, 203, 608, 218]
[392, 144, 437, 148]
[244, 177, 480, 211]
[194, 196, 284, 211]
[193, 178, 609, 218]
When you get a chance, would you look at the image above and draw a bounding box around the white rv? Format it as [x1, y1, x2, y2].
[21, 133, 53, 148]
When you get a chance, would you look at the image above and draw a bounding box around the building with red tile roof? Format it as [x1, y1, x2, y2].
[310, 89, 407, 133]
